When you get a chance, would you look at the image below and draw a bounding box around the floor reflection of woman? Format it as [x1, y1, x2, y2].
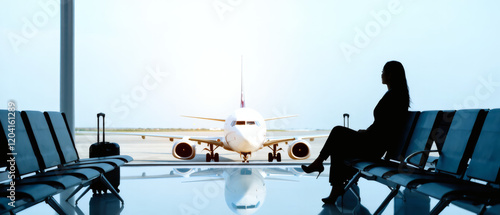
[302, 61, 410, 204]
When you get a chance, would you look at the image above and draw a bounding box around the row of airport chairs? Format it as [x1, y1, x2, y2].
[0, 110, 133, 214]
[344, 109, 500, 215]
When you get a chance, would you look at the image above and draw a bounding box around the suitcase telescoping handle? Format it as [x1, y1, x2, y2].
[97, 113, 105, 144]
[343, 113, 350, 128]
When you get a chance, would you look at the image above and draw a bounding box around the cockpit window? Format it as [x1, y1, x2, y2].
[232, 201, 261, 209]
[231, 121, 261, 127]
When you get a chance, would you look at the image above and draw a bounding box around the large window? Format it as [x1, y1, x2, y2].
[2, 1, 500, 130]
[1, 1, 60, 111]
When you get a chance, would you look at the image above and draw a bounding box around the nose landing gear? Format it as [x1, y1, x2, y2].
[241, 153, 251, 163]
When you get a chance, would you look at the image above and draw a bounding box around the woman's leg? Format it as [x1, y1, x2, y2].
[304, 126, 366, 183]
[324, 126, 361, 185]
[315, 126, 368, 203]
[318, 126, 359, 161]
[302, 126, 355, 175]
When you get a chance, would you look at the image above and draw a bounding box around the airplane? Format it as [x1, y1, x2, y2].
[117, 58, 327, 163]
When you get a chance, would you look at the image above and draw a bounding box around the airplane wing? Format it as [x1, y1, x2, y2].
[181, 115, 226, 122]
[263, 134, 329, 147]
[127, 132, 225, 147]
[189, 137, 225, 147]
[78, 131, 225, 147]
[264, 115, 298, 121]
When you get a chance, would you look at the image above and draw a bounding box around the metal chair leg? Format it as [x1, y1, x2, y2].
[65, 179, 93, 202]
[100, 174, 124, 204]
[75, 185, 92, 204]
[478, 204, 487, 215]
[430, 198, 452, 215]
[65, 184, 84, 202]
[374, 185, 401, 215]
[344, 171, 362, 193]
[46, 196, 67, 215]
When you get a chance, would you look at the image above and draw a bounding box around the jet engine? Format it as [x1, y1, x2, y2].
[172, 141, 196, 160]
[288, 140, 311, 160]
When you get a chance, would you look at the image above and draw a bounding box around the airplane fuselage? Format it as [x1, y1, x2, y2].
[223, 108, 267, 154]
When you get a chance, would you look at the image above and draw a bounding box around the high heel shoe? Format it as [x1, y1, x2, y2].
[301, 160, 324, 179]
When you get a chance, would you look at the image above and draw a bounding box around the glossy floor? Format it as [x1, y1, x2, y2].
[18, 163, 489, 215]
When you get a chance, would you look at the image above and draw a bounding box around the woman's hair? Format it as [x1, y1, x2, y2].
[383, 61, 411, 108]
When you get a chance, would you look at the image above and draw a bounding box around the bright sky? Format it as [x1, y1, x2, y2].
[1, 0, 500, 130]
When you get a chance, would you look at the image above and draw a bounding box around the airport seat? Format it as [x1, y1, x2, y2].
[383, 109, 487, 188]
[341, 111, 420, 196]
[342, 110, 445, 215]
[0, 110, 83, 188]
[0, 110, 79, 214]
[364, 110, 450, 179]
[44, 111, 132, 165]
[345, 111, 421, 172]
[414, 108, 500, 215]
[21, 111, 124, 203]
[22, 111, 116, 174]
[0, 183, 65, 214]
[0, 112, 100, 183]
[357, 109, 487, 214]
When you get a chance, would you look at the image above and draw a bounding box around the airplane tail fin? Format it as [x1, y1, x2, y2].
[241, 55, 245, 108]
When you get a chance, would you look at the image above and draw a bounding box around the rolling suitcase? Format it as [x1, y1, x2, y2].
[343, 113, 350, 128]
[90, 113, 121, 194]
[90, 193, 122, 215]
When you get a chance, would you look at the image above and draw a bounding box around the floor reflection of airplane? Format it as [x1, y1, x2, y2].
[123, 166, 370, 215]
[123, 167, 313, 215]
[118, 58, 327, 162]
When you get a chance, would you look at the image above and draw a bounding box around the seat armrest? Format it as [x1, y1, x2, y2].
[403, 150, 439, 169]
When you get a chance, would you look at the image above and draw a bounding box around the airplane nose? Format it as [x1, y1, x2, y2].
[231, 129, 264, 152]
[242, 135, 263, 150]
[237, 135, 259, 151]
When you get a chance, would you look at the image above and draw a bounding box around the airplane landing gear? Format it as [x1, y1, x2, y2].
[241, 153, 250, 163]
[268, 144, 283, 162]
[206, 153, 219, 162]
[203, 143, 219, 162]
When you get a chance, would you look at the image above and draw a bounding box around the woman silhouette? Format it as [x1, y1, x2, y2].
[302, 61, 410, 204]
